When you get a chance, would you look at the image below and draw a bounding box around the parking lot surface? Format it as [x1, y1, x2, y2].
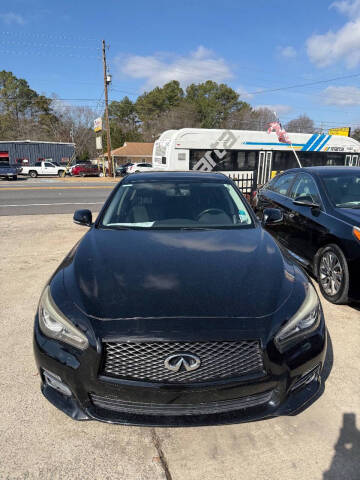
[0, 214, 359, 480]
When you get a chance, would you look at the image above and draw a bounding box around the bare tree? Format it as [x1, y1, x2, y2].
[51, 99, 97, 160]
[285, 115, 315, 133]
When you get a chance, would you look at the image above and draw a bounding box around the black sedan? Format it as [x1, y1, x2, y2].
[115, 162, 133, 176]
[34, 171, 327, 426]
[255, 166, 360, 304]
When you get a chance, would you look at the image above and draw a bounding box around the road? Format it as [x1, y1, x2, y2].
[0, 177, 117, 215]
[0, 213, 359, 480]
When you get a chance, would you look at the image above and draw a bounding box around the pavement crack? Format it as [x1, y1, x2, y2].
[151, 428, 172, 480]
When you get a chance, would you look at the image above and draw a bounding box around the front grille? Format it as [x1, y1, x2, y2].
[90, 390, 272, 416]
[102, 340, 264, 383]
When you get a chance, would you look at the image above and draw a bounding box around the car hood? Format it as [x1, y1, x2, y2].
[334, 207, 360, 225]
[62, 227, 296, 320]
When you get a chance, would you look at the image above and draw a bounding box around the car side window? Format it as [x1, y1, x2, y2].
[44, 162, 52, 167]
[270, 173, 296, 196]
[290, 174, 321, 205]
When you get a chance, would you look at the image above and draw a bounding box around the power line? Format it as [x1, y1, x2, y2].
[248, 72, 360, 95]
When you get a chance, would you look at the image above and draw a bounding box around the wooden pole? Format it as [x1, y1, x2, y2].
[102, 40, 112, 176]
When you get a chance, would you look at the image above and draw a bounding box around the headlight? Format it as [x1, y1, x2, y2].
[38, 286, 89, 350]
[274, 283, 321, 352]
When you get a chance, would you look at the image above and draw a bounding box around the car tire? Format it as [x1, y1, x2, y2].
[316, 244, 349, 304]
[58, 170, 65, 177]
[98, 172, 104, 177]
[135, 170, 140, 173]
[12, 175, 17, 180]
[29, 170, 37, 178]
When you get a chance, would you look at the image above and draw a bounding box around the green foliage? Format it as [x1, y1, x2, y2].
[135, 80, 184, 121]
[0, 70, 57, 139]
[185, 80, 243, 128]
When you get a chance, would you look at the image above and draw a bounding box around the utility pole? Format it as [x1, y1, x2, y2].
[102, 39, 112, 176]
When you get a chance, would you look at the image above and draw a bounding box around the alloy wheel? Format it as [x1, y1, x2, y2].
[319, 251, 343, 296]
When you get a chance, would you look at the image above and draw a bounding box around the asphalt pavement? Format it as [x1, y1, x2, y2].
[0, 176, 117, 215]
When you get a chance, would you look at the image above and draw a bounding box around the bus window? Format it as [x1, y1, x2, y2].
[326, 153, 346, 166]
[213, 151, 233, 171]
[247, 152, 256, 169]
[235, 151, 246, 169]
[273, 151, 298, 171]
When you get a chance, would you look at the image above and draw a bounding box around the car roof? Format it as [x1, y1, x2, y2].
[282, 166, 360, 177]
[124, 171, 230, 182]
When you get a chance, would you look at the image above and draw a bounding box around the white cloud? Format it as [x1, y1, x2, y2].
[322, 85, 360, 105]
[278, 46, 297, 59]
[331, 0, 360, 16]
[237, 86, 254, 100]
[255, 104, 293, 115]
[0, 12, 25, 25]
[307, 1, 360, 67]
[307, 18, 360, 67]
[116, 46, 233, 90]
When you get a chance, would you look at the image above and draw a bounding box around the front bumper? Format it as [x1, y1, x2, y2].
[33, 316, 327, 427]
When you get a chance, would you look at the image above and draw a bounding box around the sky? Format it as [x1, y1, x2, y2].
[2, 0, 360, 130]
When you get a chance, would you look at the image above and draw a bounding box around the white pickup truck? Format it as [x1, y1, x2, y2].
[20, 161, 66, 178]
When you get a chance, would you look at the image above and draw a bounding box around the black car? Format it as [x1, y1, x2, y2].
[34, 171, 327, 426]
[255, 166, 360, 304]
[115, 162, 133, 176]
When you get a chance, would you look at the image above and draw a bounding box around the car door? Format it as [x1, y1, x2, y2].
[256, 172, 297, 248]
[44, 162, 57, 175]
[286, 173, 328, 264]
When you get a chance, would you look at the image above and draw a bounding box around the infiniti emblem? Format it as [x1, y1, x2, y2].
[164, 353, 201, 372]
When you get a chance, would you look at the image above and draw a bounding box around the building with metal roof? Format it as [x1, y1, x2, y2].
[0, 140, 75, 165]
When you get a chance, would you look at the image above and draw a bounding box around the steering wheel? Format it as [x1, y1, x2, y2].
[196, 208, 225, 220]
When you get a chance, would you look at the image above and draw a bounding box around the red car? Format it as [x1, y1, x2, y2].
[70, 163, 103, 177]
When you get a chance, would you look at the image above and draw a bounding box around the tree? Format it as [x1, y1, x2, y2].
[108, 96, 141, 148]
[136, 80, 184, 122]
[140, 102, 201, 141]
[185, 81, 241, 128]
[351, 128, 360, 143]
[249, 108, 277, 131]
[285, 115, 315, 133]
[51, 100, 97, 160]
[0, 70, 58, 140]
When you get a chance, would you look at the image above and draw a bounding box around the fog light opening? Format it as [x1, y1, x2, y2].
[43, 369, 72, 397]
[291, 365, 321, 392]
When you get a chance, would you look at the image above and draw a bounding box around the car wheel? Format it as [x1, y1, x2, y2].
[135, 170, 140, 173]
[58, 170, 65, 177]
[29, 170, 37, 178]
[317, 244, 349, 304]
[12, 175, 17, 180]
[98, 172, 104, 177]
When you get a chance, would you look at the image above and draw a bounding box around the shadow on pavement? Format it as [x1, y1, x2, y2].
[323, 413, 360, 479]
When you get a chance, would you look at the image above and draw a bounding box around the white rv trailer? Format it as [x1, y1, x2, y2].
[152, 128, 360, 186]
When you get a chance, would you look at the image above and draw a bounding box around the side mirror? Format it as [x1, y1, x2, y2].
[73, 209, 92, 227]
[262, 208, 283, 226]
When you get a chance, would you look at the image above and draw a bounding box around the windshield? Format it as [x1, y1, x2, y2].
[101, 181, 253, 229]
[323, 174, 360, 208]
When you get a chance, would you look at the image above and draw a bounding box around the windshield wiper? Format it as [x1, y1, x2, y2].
[100, 225, 131, 230]
[336, 203, 360, 208]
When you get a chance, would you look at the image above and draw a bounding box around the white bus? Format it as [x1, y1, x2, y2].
[152, 128, 360, 188]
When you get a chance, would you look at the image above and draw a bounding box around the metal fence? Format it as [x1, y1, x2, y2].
[228, 171, 257, 198]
